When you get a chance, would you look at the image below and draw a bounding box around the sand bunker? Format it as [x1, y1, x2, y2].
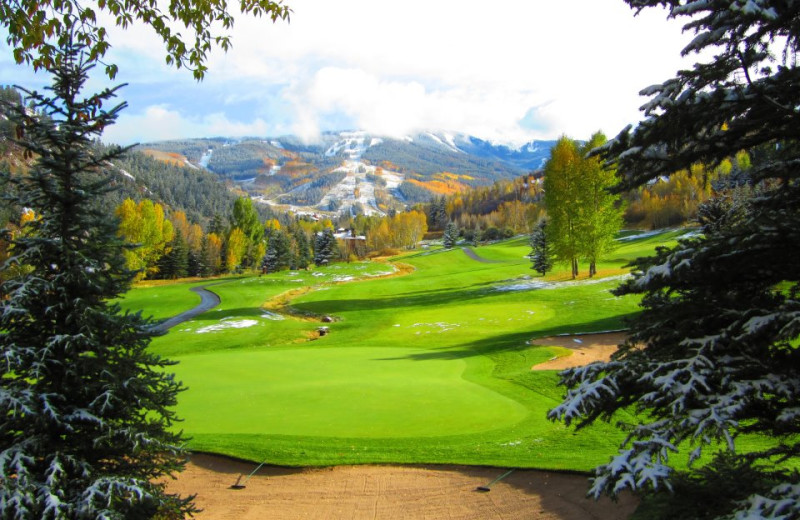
[530, 332, 626, 371]
[164, 453, 637, 520]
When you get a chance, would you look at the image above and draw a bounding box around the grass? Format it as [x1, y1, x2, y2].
[123, 230, 689, 469]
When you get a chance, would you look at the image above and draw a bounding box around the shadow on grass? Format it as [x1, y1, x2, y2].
[373, 316, 630, 362]
[294, 274, 626, 317]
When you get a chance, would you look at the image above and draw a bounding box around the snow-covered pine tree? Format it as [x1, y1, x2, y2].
[442, 222, 458, 249]
[261, 241, 279, 273]
[529, 217, 553, 276]
[549, 3, 800, 519]
[262, 229, 291, 273]
[314, 228, 337, 267]
[0, 43, 194, 518]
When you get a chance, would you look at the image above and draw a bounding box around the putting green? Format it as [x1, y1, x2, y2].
[176, 346, 529, 437]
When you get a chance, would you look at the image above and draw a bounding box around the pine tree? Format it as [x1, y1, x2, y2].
[262, 229, 291, 273]
[550, 3, 800, 518]
[442, 221, 458, 249]
[157, 229, 189, 279]
[529, 217, 553, 276]
[314, 228, 337, 267]
[293, 227, 312, 269]
[0, 43, 194, 518]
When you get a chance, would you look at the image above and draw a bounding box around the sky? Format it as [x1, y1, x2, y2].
[0, 0, 697, 146]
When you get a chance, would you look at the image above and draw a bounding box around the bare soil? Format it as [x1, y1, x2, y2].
[166, 454, 637, 520]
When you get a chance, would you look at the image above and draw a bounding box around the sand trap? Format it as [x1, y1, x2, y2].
[164, 453, 637, 520]
[530, 332, 626, 371]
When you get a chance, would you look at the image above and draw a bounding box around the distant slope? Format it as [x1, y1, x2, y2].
[137, 131, 556, 217]
[103, 149, 265, 224]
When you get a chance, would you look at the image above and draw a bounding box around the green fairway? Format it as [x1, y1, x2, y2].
[124, 230, 690, 469]
[178, 346, 527, 437]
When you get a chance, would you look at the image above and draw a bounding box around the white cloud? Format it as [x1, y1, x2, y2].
[8, 0, 700, 144]
[103, 105, 272, 144]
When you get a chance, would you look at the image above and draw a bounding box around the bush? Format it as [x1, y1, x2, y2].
[482, 227, 502, 241]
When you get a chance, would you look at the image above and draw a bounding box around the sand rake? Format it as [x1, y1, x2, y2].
[230, 458, 269, 489]
[475, 469, 515, 492]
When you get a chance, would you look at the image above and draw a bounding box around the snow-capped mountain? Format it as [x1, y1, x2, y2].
[138, 131, 557, 217]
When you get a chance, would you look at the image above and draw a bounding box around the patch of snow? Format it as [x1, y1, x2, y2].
[410, 321, 461, 333]
[365, 271, 394, 277]
[119, 169, 135, 181]
[494, 274, 630, 292]
[199, 148, 213, 168]
[332, 275, 355, 282]
[616, 229, 667, 241]
[425, 132, 461, 153]
[196, 319, 259, 333]
[261, 311, 285, 321]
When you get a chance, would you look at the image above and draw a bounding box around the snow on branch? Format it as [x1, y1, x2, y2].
[734, 483, 800, 520]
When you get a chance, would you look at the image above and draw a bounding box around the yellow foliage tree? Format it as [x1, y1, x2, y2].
[115, 198, 173, 279]
[226, 227, 247, 272]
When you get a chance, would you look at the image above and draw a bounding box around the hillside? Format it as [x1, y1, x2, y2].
[138, 131, 556, 218]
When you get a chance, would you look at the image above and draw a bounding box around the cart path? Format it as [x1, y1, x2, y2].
[150, 284, 222, 333]
[461, 247, 503, 263]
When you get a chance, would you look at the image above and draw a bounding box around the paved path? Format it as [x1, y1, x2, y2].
[461, 247, 502, 263]
[150, 284, 222, 333]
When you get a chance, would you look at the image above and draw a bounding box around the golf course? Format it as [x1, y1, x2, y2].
[119, 230, 685, 471]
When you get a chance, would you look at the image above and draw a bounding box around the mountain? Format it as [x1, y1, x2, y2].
[137, 131, 556, 218]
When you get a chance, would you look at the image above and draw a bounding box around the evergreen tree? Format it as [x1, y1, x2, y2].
[157, 229, 189, 279]
[262, 229, 291, 273]
[529, 217, 553, 276]
[0, 43, 193, 518]
[293, 227, 312, 269]
[428, 196, 448, 230]
[442, 221, 459, 249]
[197, 234, 214, 277]
[314, 228, 337, 267]
[550, 3, 800, 518]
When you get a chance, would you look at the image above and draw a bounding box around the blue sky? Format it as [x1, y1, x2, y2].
[1, 0, 695, 146]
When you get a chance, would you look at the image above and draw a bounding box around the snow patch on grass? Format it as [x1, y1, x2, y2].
[261, 312, 285, 321]
[196, 320, 259, 333]
[494, 274, 630, 292]
[410, 321, 461, 333]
